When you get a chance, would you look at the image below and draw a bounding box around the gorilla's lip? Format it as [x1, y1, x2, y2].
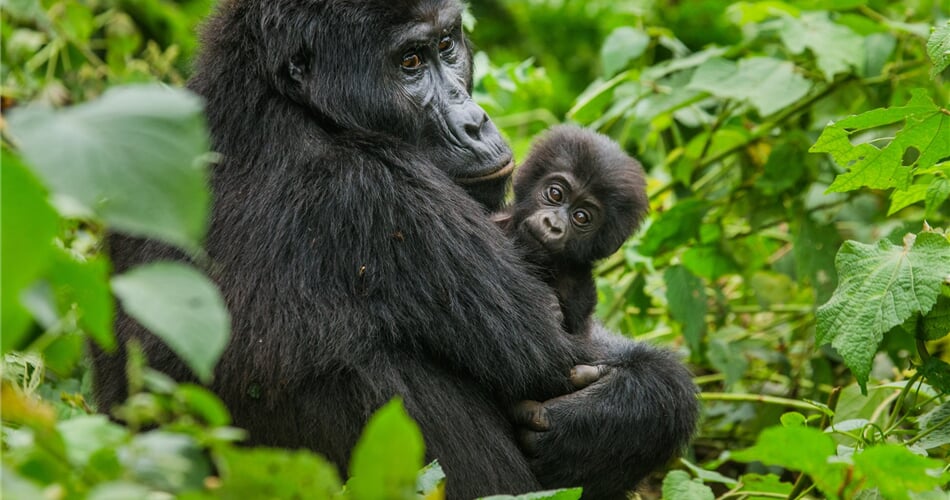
[455, 159, 515, 185]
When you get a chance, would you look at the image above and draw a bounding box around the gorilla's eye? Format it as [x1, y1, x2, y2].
[572, 209, 591, 226]
[438, 36, 454, 52]
[401, 52, 423, 69]
[546, 185, 564, 203]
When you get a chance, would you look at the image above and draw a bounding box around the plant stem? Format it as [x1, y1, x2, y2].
[700, 392, 824, 412]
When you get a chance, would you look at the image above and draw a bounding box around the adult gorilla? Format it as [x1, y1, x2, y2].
[92, 0, 699, 498]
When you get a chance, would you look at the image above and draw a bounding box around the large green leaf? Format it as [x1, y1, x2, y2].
[811, 89, 950, 192]
[816, 232, 950, 391]
[687, 57, 812, 116]
[661, 470, 714, 500]
[601, 27, 650, 77]
[215, 447, 341, 499]
[779, 12, 865, 81]
[1, 149, 59, 352]
[927, 21, 950, 79]
[48, 250, 115, 351]
[853, 445, 948, 500]
[111, 262, 230, 383]
[732, 426, 846, 497]
[7, 84, 211, 253]
[348, 399, 425, 500]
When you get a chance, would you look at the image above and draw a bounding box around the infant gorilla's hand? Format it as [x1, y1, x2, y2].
[512, 364, 610, 454]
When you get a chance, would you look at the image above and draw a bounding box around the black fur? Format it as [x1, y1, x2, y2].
[91, 1, 699, 498]
[497, 125, 648, 336]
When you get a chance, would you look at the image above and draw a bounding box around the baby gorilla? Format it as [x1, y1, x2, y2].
[496, 125, 648, 336]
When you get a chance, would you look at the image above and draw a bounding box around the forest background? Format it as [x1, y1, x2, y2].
[2, 0, 949, 498]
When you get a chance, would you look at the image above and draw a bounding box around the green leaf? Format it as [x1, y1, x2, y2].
[732, 426, 846, 497]
[661, 470, 714, 500]
[118, 431, 211, 493]
[927, 21, 950, 79]
[1, 149, 59, 352]
[917, 401, 950, 450]
[811, 89, 950, 192]
[7, 84, 211, 253]
[56, 415, 129, 467]
[918, 357, 950, 395]
[736, 473, 793, 499]
[480, 489, 583, 500]
[817, 232, 950, 391]
[665, 266, 707, 357]
[348, 399, 425, 500]
[920, 294, 950, 341]
[601, 27, 650, 77]
[88, 483, 154, 500]
[215, 447, 342, 499]
[48, 249, 115, 350]
[853, 445, 948, 500]
[925, 177, 950, 219]
[111, 262, 230, 383]
[687, 57, 812, 116]
[707, 333, 747, 388]
[682, 246, 739, 280]
[889, 184, 929, 215]
[174, 384, 231, 426]
[640, 200, 709, 256]
[779, 12, 865, 81]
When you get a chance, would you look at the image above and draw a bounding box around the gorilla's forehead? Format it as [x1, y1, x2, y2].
[385, 0, 464, 40]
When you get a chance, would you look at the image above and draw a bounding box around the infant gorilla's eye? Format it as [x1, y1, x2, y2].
[401, 52, 423, 69]
[438, 36, 454, 52]
[572, 209, 591, 226]
[546, 185, 563, 203]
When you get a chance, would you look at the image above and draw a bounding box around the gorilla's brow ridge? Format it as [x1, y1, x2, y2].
[393, 2, 462, 47]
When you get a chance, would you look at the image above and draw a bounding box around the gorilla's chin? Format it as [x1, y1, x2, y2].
[461, 174, 511, 211]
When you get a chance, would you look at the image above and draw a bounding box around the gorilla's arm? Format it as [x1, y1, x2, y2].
[514, 323, 699, 499]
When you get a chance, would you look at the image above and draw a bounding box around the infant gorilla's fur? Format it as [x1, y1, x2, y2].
[496, 126, 648, 335]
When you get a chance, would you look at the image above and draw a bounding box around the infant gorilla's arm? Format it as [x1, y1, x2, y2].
[514, 323, 699, 499]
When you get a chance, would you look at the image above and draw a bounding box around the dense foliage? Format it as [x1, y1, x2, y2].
[2, 0, 949, 498]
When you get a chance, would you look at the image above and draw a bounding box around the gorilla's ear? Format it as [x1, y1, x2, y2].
[288, 53, 309, 84]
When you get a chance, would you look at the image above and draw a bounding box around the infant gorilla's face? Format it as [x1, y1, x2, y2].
[518, 170, 604, 258]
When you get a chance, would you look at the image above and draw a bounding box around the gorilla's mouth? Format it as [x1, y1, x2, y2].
[455, 159, 515, 185]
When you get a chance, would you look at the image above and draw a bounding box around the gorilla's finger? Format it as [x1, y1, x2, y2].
[570, 364, 610, 389]
[518, 429, 542, 456]
[512, 400, 550, 431]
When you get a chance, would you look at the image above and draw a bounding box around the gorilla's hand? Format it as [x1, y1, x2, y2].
[512, 364, 608, 451]
[512, 335, 699, 499]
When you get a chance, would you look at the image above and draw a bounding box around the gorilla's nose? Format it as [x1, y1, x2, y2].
[542, 214, 564, 235]
[452, 99, 489, 142]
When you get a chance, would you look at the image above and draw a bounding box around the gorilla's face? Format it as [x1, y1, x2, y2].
[272, 0, 512, 208]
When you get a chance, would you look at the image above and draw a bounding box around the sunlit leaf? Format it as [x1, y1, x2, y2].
[732, 426, 846, 497]
[779, 12, 865, 81]
[348, 399, 425, 500]
[687, 57, 812, 116]
[1, 149, 58, 352]
[816, 232, 950, 391]
[811, 89, 950, 192]
[215, 447, 342, 499]
[854, 445, 948, 500]
[601, 27, 650, 77]
[927, 21, 950, 79]
[7, 84, 211, 253]
[661, 470, 714, 500]
[111, 262, 230, 383]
